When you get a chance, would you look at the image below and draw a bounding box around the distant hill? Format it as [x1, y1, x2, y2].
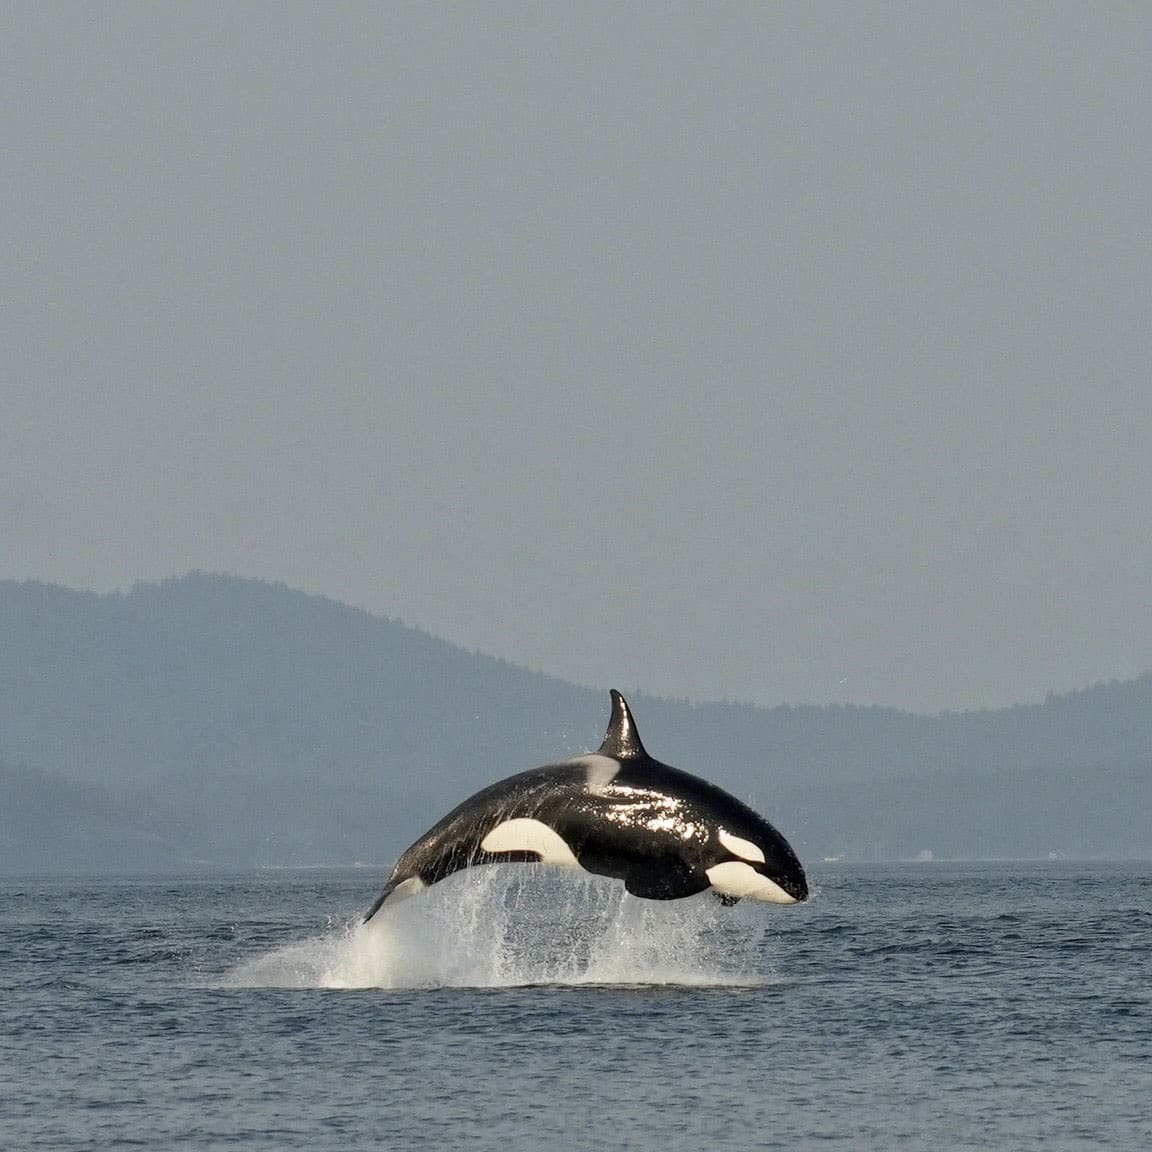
[1, 574, 1150, 872]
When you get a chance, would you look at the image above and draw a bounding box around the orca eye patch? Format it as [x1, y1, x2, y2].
[718, 829, 765, 864]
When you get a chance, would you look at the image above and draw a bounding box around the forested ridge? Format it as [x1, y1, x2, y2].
[2, 575, 1149, 871]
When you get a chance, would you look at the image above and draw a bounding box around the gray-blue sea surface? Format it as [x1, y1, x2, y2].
[2, 862, 1150, 1150]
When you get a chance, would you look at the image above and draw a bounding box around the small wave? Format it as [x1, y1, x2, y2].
[224, 867, 770, 989]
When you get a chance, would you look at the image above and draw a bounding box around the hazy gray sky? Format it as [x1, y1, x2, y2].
[3, 3, 1150, 712]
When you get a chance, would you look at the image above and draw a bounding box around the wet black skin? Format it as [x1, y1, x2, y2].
[365, 691, 807, 921]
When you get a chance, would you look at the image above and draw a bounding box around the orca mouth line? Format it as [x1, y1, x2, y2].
[775, 871, 810, 903]
[782, 881, 809, 903]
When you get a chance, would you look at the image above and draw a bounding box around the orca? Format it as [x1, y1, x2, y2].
[364, 690, 808, 920]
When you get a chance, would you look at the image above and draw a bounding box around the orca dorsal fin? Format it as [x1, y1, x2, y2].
[597, 690, 647, 760]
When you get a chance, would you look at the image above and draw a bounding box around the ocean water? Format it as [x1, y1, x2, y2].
[2, 862, 1150, 1150]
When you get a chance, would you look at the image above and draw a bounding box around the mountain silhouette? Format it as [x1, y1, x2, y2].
[2, 574, 1149, 871]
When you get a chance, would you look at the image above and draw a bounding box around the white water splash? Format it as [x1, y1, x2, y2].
[225, 867, 770, 989]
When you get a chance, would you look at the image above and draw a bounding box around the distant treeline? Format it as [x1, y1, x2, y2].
[1, 574, 1149, 872]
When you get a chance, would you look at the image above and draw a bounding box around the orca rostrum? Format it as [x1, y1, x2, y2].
[365, 690, 808, 920]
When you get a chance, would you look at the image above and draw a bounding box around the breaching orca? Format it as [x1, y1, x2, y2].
[364, 690, 807, 920]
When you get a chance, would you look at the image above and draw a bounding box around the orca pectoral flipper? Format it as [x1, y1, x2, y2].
[619, 859, 710, 901]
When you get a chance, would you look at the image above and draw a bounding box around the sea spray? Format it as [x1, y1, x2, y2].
[226, 865, 769, 989]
